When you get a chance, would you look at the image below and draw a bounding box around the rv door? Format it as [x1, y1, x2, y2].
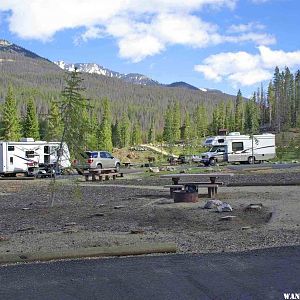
[227, 141, 246, 162]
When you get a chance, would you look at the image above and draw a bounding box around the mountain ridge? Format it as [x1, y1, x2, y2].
[54, 60, 200, 90]
[0, 39, 238, 132]
[0, 39, 51, 62]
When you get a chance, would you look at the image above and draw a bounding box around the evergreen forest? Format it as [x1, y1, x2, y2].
[1, 48, 300, 156]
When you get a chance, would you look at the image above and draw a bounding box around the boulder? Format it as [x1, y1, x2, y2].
[203, 199, 223, 209]
[149, 167, 160, 173]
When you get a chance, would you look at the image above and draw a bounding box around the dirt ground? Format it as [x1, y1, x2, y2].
[0, 167, 300, 255]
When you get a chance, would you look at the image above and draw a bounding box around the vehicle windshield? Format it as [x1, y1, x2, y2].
[209, 146, 220, 152]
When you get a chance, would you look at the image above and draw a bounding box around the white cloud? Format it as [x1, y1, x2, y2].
[224, 32, 276, 45]
[195, 46, 300, 86]
[0, 0, 277, 62]
[228, 22, 265, 33]
[75, 26, 106, 44]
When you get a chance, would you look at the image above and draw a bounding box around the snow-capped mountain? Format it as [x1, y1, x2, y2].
[55, 61, 160, 86]
[0, 39, 49, 61]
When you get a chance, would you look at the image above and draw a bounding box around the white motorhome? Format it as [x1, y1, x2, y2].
[201, 132, 276, 166]
[0, 138, 71, 176]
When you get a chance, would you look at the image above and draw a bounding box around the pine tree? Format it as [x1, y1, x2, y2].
[234, 89, 244, 132]
[244, 93, 260, 134]
[273, 66, 282, 131]
[181, 111, 191, 142]
[2, 85, 21, 141]
[224, 101, 235, 132]
[295, 71, 300, 127]
[283, 67, 293, 129]
[267, 81, 275, 129]
[211, 102, 226, 134]
[47, 100, 63, 141]
[119, 113, 131, 148]
[112, 121, 121, 148]
[147, 119, 155, 144]
[131, 122, 142, 145]
[172, 101, 181, 142]
[163, 103, 173, 143]
[211, 106, 220, 135]
[98, 98, 113, 152]
[23, 98, 40, 140]
[86, 113, 98, 150]
[59, 69, 88, 157]
[195, 104, 208, 139]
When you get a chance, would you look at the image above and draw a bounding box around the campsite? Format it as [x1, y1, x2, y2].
[0, 163, 299, 257]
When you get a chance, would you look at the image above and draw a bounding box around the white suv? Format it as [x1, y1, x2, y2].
[75, 151, 121, 172]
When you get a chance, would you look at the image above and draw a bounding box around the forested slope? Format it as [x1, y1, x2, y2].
[0, 46, 235, 129]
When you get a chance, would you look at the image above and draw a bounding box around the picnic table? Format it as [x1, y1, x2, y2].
[83, 168, 124, 181]
[161, 173, 234, 198]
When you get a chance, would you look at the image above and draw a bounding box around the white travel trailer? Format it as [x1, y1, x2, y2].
[201, 132, 276, 166]
[0, 138, 71, 176]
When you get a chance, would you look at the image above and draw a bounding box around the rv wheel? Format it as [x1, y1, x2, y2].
[248, 156, 255, 164]
[209, 158, 216, 166]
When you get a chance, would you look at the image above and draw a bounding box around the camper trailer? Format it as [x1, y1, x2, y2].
[0, 138, 71, 176]
[201, 132, 276, 166]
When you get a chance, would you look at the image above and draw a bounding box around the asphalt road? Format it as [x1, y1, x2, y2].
[0, 246, 299, 300]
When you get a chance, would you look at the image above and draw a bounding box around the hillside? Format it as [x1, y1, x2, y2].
[0, 39, 236, 129]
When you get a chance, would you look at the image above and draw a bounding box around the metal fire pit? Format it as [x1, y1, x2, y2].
[173, 190, 198, 203]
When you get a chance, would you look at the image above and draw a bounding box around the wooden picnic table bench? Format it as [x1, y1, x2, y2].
[161, 173, 234, 199]
[164, 183, 220, 198]
[83, 168, 124, 181]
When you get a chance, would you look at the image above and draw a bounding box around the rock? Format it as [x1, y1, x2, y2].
[17, 226, 35, 232]
[241, 226, 251, 230]
[64, 222, 77, 227]
[90, 213, 104, 217]
[246, 203, 263, 210]
[63, 228, 79, 233]
[22, 207, 31, 210]
[217, 202, 233, 213]
[0, 236, 9, 242]
[204, 199, 223, 209]
[114, 205, 125, 209]
[149, 167, 160, 173]
[130, 229, 145, 234]
[220, 215, 237, 221]
[166, 166, 176, 171]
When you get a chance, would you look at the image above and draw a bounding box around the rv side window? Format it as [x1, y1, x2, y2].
[232, 142, 244, 151]
[8, 146, 14, 151]
[10, 157, 13, 164]
[218, 139, 225, 143]
[44, 146, 50, 154]
[25, 151, 35, 158]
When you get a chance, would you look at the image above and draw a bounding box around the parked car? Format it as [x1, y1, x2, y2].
[74, 151, 121, 173]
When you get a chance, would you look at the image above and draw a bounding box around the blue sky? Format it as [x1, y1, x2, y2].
[1, 0, 300, 96]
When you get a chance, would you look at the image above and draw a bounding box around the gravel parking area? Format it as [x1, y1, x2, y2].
[0, 167, 299, 255]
